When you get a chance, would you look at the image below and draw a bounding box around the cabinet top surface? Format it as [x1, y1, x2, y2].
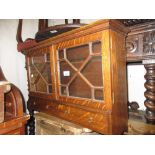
[23, 19, 129, 54]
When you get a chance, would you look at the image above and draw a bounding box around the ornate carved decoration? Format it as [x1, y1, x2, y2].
[126, 39, 138, 53]
[128, 101, 139, 111]
[143, 32, 155, 54]
[126, 35, 143, 61]
[120, 19, 155, 27]
[126, 21, 155, 62]
[144, 64, 155, 124]
[126, 21, 155, 125]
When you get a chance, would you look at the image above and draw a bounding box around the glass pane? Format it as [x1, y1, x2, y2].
[34, 63, 45, 73]
[58, 42, 103, 101]
[81, 56, 103, 86]
[95, 89, 103, 100]
[59, 61, 75, 85]
[48, 85, 52, 93]
[29, 57, 33, 66]
[61, 86, 67, 95]
[46, 53, 50, 62]
[71, 62, 83, 69]
[30, 83, 36, 92]
[92, 41, 101, 54]
[42, 62, 52, 84]
[28, 52, 52, 93]
[36, 77, 47, 93]
[58, 50, 64, 59]
[66, 44, 89, 63]
[69, 76, 91, 99]
[33, 55, 45, 64]
[29, 65, 38, 84]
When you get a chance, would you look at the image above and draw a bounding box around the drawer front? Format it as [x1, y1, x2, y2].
[37, 101, 112, 134]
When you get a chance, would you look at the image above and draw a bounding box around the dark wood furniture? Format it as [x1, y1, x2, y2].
[16, 19, 85, 52]
[126, 21, 155, 124]
[0, 67, 29, 135]
[35, 19, 85, 41]
[19, 19, 129, 135]
[16, 19, 37, 52]
[120, 19, 155, 27]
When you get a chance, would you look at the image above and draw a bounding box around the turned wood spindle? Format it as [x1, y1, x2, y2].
[28, 110, 35, 135]
[38, 19, 48, 31]
[144, 63, 155, 124]
[65, 19, 68, 24]
[27, 99, 35, 135]
[73, 19, 80, 24]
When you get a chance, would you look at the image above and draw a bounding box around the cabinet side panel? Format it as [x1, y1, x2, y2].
[102, 30, 113, 109]
[110, 30, 128, 134]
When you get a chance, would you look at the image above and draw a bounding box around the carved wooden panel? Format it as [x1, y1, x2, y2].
[126, 21, 155, 62]
[126, 34, 143, 61]
[143, 31, 155, 55]
[126, 21, 155, 124]
[120, 19, 154, 27]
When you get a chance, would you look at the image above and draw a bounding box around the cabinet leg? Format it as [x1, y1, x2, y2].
[144, 64, 155, 124]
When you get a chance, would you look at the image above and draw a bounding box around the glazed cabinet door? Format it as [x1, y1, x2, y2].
[54, 32, 109, 112]
[57, 41, 103, 101]
[26, 46, 56, 99]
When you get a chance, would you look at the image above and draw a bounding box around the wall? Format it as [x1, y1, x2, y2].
[0, 19, 146, 110]
[0, 19, 38, 105]
[127, 64, 146, 110]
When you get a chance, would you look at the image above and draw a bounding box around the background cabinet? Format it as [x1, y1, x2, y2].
[0, 67, 29, 135]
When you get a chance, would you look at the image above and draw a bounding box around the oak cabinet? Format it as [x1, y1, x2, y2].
[23, 19, 129, 134]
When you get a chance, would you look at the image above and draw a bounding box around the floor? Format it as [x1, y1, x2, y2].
[125, 110, 155, 135]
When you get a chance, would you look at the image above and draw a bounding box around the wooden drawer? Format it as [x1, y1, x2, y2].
[34, 99, 111, 134]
